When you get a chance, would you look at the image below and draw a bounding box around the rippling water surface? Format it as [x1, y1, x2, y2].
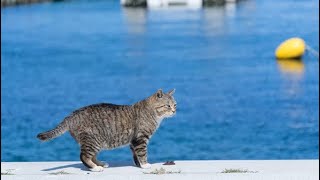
[1, 0, 319, 162]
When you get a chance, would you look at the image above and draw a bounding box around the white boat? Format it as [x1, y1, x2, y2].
[147, 0, 202, 9]
[120, 0, 202, 9]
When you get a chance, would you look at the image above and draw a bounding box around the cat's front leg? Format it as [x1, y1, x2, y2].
[130, 144, 141, 167]
[131, 137, 151, 169]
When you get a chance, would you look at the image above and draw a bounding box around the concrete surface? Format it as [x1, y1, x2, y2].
[1, 160, 319, 180]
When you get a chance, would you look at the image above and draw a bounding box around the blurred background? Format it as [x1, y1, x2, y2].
[1, 0, 319, 163]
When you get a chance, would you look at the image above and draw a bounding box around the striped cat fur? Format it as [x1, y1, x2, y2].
[37, 89, 176, 171]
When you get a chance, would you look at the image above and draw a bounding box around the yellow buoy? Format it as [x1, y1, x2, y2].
[275, 37, 306, 59]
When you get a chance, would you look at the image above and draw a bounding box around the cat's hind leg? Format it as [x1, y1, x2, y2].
[79, 135, 104, 172]
[80, 152, 103, 172]
[92, 155, 109, 168]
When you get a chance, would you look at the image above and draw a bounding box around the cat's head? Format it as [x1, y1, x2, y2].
[150, 89, 177, 119]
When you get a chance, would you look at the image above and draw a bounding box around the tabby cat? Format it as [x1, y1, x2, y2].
[37, 89, 177, 172]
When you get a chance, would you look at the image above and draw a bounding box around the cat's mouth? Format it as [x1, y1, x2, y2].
[171, 110, 176, 115]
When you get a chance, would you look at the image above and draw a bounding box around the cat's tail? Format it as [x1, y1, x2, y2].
[37, 117, 71, 141]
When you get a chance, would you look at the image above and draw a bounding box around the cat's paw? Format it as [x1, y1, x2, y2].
[90, 166, 104, 172]
[140, 163, 152, 169]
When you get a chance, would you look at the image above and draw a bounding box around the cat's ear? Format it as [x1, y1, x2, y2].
[156, 89, 163, 98]
[168, 89, 175, 96]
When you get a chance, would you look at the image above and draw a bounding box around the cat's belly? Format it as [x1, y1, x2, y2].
[103, 142, 130, 150]
[102, 129, 134, 149]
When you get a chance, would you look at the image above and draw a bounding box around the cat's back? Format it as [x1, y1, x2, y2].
[72, 103, 132, 118]
[69, 102, 135, 133]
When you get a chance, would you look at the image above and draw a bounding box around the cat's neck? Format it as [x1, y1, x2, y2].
[132, 98, 161, 123]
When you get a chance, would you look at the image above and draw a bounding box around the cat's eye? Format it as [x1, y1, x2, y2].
[167, 105, 171, 108]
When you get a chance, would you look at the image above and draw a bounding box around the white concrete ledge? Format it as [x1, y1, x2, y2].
[1, 160, 319, 180]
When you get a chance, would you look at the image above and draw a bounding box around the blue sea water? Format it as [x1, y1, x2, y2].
[1, 0, 319, 163]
